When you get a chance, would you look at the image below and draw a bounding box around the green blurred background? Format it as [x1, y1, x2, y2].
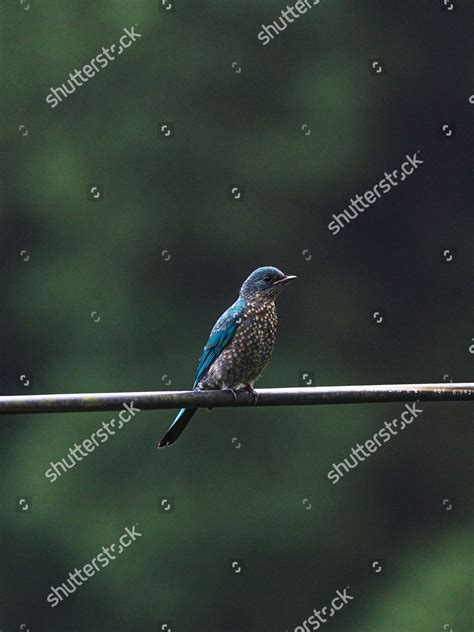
[1, 0, 473, 630]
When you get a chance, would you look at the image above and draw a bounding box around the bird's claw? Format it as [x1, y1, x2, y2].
[243, 384, 259, 404]
[228, 388, 238, 402]
[210, 389, 237, 409]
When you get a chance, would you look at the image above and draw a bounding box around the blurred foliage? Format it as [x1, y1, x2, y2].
[1, 0, 473, 630]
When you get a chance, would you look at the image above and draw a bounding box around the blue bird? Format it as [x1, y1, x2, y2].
[158, 266, 297, 448]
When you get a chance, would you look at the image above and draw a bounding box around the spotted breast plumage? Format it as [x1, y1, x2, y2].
[158, 266, 296, 448]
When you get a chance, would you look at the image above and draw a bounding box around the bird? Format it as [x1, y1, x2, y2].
[157, 266, 297, 448]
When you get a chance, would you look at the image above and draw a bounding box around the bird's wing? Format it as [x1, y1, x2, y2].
[192, 298, 246, 388]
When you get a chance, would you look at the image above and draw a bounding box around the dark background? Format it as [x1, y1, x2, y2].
[1, 0, 473, 630]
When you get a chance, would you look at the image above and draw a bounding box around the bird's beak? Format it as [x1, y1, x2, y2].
[273, 275, 297, 286]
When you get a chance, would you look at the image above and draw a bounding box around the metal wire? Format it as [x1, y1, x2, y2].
[0, 383, 472, 415]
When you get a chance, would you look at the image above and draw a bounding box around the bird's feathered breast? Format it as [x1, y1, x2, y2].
[233, 299, 278, 366]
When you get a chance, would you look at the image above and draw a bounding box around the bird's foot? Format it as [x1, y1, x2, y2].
[208, 388, 237, 410]
[242, 384, 259, 404]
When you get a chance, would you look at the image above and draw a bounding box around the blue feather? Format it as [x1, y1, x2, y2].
[158, 298, 246, 448]
[158, 407, 197, 448]
[192, 298, 246, 387]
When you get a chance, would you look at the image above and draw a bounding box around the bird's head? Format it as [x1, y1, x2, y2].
[239, 266, 297, 301]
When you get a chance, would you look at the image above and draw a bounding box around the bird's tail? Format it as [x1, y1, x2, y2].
[158, 407, 198, 448]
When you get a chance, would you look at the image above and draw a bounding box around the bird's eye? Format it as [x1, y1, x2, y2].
[263, 274, 272, 283]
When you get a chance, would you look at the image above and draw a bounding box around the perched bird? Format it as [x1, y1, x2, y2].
[158, 266, 296, 448]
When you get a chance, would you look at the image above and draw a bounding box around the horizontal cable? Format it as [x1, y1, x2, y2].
[0, 383, 472, 415]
